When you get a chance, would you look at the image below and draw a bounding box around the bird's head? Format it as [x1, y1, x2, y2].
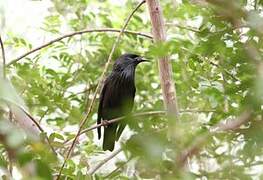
[113, 53, 148, 72]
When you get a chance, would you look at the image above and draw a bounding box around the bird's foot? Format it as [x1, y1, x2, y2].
[101, 120, 109, 127]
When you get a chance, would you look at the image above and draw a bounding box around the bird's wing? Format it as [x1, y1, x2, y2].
[97, 79, 108, 139]
[116, 87, 136, 140]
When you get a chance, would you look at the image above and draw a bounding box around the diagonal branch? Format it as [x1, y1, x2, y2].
[88, 148, 122, 175]
[104, 156, 133, 178]
[56, 1, 146, 179]
[6, 101, 57, 155]
[177, 110, 252, 167]
[7, 28, 152, 67]
[19, 106, 56, 155]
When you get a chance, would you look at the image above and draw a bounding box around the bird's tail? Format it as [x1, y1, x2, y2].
[103, 124, 117, 151]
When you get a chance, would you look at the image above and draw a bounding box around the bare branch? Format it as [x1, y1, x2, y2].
[211, 110, 251, 131]
[56, 1, 146, 179]
[104, 157, 133, 178]
[146, 0, 179, 116]
[177, 110, 252, 167]
[81, 111, 165, 135]
[88, 148, 122, 175]
[3, 99, 56, 156]
[177, 133, 208, 167]
[7, 28, 152, 67]
[9, 104, 40, 136]
[63, 110, 214, 145]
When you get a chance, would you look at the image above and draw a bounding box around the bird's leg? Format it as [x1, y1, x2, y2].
[101, 120, 110, 127]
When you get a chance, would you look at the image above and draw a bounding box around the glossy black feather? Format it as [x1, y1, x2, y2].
[97, 53, 144, 151]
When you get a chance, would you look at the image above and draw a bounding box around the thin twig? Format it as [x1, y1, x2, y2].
[89, 148, 122, 175]
[56, 1, 146, 179]
[18, 106, 57, 155]
[39, 109, 49, 124]
[104, 157, 133, 178]
[81, 111, 165, 135]
[209, 60, 239, 81]
[0, 35, 6, 78]
[166, 23, 201, 33]
[7, 28, 152, 67]
[180, 109, 216, 113]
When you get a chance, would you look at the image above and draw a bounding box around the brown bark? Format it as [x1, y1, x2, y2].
[146, 0, 179, 116]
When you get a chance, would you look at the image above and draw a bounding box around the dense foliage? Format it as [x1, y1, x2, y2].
[0, 0, 263, 179]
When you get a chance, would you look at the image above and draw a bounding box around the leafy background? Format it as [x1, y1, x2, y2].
[0, 0, 263, 179]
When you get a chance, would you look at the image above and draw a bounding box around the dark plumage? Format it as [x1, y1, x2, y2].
[97, 53, 147, 151]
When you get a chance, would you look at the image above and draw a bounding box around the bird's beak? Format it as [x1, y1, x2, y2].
[138, 57, 150, 63]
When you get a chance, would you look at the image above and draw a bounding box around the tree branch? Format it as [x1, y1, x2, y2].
[146, 0, 179, 116]
[104, 156, 133, 178]
[63, 110, 215, 145]
[88, 148, 122, 175]
[5, 102, 57, 155]
[211, 110, 251, 132]
[1, 98, 56, 156]
[7, 28, 152, 67]
[81, 111, 165, 135]
[56, 1, 146, 179]
[177, 110, 252, 167]
[19, 106, 56, 155]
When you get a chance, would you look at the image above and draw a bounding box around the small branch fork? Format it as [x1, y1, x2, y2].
[56, 1, 146, 179]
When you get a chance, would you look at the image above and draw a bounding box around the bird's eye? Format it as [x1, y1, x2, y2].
[134, 57, 141, 61]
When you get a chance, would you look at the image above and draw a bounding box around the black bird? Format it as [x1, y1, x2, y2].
[97, 53, 147, 151]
